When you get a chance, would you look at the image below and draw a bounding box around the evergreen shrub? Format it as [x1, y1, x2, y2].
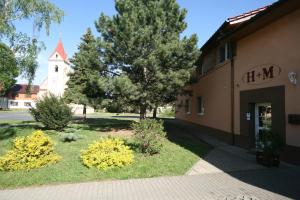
[0, 130, 61, 171]
[81, 138, 134, 170]
[132, 119, 166, 155]
[30, 94, 73, 130]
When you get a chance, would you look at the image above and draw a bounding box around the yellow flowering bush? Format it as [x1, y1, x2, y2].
[81, 138, 134, 170]
[0, 130, 61, 171]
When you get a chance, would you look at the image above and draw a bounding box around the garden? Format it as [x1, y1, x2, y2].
[0, 96, 211, 189]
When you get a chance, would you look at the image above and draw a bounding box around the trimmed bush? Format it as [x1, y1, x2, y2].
[0, 130, 61, 171]
[61, 133, 79, 142]
[81, 138, 134, 170]
[30, 94, 73, 130]
[132, 119, 166, 155]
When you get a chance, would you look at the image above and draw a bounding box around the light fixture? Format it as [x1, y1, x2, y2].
[288, 72, 297, 85]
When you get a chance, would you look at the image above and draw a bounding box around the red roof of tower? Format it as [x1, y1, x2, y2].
[50, 39, 68, 61]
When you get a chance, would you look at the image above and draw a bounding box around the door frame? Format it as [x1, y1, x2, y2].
[254, 102, 272, 148]
[239, 86, 285, 149]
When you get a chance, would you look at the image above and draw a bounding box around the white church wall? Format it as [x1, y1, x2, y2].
[38, 39, 94, 114]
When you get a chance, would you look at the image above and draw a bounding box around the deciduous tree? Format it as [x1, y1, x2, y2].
[0, 0, 64, 87]
[0, 42, 18, 95]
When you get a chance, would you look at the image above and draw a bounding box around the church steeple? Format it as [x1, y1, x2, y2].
[50, 39, 68, 61]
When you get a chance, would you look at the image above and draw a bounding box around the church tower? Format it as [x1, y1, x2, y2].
[47, 39, 71, 96]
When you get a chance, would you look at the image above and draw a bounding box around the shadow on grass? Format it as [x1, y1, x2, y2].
[111, 115, 140, 119]
[163, 119, 212, 157]
[0, 123, 10, 127]
[0, 128, 16, 140]
[73, 117, 134, 132]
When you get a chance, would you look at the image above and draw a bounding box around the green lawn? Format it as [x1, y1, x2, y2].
[0, 117, 211, 189]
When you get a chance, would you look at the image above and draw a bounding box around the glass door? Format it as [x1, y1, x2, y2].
[255, 103, 272, 148]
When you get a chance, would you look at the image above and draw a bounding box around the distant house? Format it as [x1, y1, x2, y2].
[6, 84, 40, 109]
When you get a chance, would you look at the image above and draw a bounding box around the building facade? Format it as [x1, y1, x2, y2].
[6, 84, 40, 109]
[176, 0, 300, 165]
[39, 39, 72, 98]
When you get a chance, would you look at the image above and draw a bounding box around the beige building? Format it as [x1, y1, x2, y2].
[176, 0, 300, 165]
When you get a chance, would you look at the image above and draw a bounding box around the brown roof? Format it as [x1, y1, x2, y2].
[9, 84, 40, 94]
[200, 0, 299, 53]
[227, 6, 269, 25]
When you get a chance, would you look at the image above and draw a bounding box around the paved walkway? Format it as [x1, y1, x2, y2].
[1, 119, 300, 199]
[0, 172, 293, 200]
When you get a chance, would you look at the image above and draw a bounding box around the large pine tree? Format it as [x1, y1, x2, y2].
[96, 0, 199, 119]
[64, 28, 106, 118]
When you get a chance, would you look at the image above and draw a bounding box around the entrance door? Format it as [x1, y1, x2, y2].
[255, 103, 272, 148]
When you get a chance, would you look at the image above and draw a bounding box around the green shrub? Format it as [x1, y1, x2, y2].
[30, 94, 73, 130]
[81, 138, 134, 170]
[132, 119, 166, 155]
[159, 106, 175, 118]
[61, 133, 79, 142]
[0, 130, 61, 171]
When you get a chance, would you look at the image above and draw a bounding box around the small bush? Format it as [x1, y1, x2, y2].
[30, 94, 73, 130]
[61, 133, 79, 142]
[132, 119, 166, 155]
[159, 106, 175, 118]
[0, 130, 61, 171]
[81, 138, 134, 170]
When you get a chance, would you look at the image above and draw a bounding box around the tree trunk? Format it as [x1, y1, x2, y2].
[152, 106, 157, 119]
[83, 104, 87, 120]
[140, 105, 147, 120]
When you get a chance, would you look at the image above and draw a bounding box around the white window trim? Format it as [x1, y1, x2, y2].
[197, 96, 205, 116]
[185, 99, 191, 115]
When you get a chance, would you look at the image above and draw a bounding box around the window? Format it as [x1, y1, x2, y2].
[185, 99, 191, 114]
[10, 101, 18, 106]
[219, 43, 231, 63]
[55, 65, 58, 72]
[24, 102, 31, 107]
[197, 96, 204, 115]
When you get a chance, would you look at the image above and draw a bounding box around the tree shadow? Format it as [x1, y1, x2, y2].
[165, 119, 300, 199]
[0, 128, 16, 140]
[163, 119, 212, 157]
[0, 123, 9, 127]
[111, 116, 140, 119]
[74, 117, 134, 132]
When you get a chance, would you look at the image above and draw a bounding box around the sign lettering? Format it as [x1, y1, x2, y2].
[262, 66, 274, 80]
[242, 64, 281, 85]
[247, 71, 255, 83]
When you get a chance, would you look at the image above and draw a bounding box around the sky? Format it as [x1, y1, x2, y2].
[16, 0, 278, 85]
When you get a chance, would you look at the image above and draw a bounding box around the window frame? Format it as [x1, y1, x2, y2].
[24, 102, 31, 107]
[10, 101, 18, 106]
[197, 96, 204, 115]
[185, 99, 191, 114]
[218, 42, 230, 63]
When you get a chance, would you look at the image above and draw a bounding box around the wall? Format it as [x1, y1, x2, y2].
[48, 53, 71, 97]
[234, 8, 300, 147]
[176, 61, 232, 133]
[8, 100, 36, 109]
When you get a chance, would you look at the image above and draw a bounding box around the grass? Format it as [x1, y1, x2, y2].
[0, 117, 211, 189]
